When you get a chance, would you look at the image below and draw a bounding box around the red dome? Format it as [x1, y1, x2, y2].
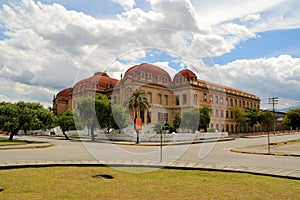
[174, 69, 197, 82]
[74, 72, 118, 90]
[124, 63, 172, 83]
[57, 88, 72, 98]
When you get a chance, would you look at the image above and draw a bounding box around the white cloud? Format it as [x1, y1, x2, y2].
[210, 55, 300, 110]
[192, 0, 286, 27]
[242, 14, 261, 22]
[111, 0, 135, 11]
[0, 0, 300, 108]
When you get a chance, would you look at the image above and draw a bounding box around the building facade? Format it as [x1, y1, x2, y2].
[53, 63, 260, 132]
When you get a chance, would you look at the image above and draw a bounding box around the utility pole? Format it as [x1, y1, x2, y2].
[268, 97, 278, 133]
[267, 97, 278, 154]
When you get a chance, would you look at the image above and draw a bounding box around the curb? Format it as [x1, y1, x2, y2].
[230, 149, 300, 157]
[112, 138, 234, 146]
[0, 161, 299, 180]
[0, 143, 54, 150]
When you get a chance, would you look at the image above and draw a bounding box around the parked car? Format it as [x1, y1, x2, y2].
[1, 130, 11, 135]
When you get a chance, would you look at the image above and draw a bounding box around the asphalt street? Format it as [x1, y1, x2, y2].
[0, 133, 300, 178]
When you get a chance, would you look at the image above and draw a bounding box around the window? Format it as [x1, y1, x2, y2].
[231, 111, 233, 119]
[158, 94, 162, 105]
[147, 92, 152, 104]
[230, 99, 233, 106]
[147, 112, 151, 123]
[158, 112, 163, 122]
[226, 98, 228, 105]
[129, 88, 132, 97]
[220, 97, 224, 104]
[242, 101, 245, 108]
[141, 72, 145, 78]
[226, 110, 229, 118]
[216, 109, 219, 117]
[164, 95, 168, 105]
[210, 95, 213, 102]
[146, 73, 152, 80]
[221, 110, 224, 118]
[235, 99, 237, 106]
[210, 109, 213, 117]
[176, 95, 180, 105]
[239, 100, 241, 107]
[164, 113, 168, 122]
[183, 94, 187, 105]
[157, 75, 162, 82]
[193, 94, 197, 105]
[215, 95, 219, 104]
[203, 93, 207, 101]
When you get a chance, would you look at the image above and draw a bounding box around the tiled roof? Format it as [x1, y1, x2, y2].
[56, 87, 72, 98]
[174, 69, 197, 81]
[74, 72, 118, 89]
[124, 63, 172, 82]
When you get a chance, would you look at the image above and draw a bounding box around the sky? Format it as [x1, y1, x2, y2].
[0, 0, 300, 111]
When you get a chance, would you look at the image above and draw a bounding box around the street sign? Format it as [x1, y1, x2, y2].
[136, 118, 142, 130]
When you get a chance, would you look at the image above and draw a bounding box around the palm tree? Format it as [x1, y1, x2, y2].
[128, 89, 150, 143]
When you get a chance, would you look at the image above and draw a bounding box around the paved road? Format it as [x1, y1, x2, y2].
[1, 133, 300, 178]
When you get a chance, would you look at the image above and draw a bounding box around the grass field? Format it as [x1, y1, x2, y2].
[0, 166, 299, 200]
[0, 137, 28, 146]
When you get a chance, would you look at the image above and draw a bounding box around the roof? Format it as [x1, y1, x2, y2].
[174, 69, 197, 81]
[56, 88, 72, 98]
[124, 63, 172, 83]
[74, 72, 118, 90]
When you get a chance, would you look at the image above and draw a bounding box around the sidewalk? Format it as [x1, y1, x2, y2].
[231, 140, 300, 157]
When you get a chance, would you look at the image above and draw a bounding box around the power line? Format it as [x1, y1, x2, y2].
[268, 97, 278, 112]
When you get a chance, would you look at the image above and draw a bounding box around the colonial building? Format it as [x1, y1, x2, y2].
[53, 63, 260, 132]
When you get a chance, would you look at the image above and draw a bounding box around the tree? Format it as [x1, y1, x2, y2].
[111, 104, 127, 132]
[128, 89, 150, 143]
[181, 106, 210, 133]
[260, 110, 275, 132]
[199, 106, 210, 132]
[283, 108, 300, 129]
[245, 107, 261, 132]
[57, 110, 78, 140]
[95, 94, 111, 133]
[0, 102, 55, 140]
[95, 94, 127, 133]
[173, 113, 181, 131]
[181, 109, 199, 132]
[233, 106, 246, 132]
[77, 96, 98, 141]
[260, 110, 275, 154]
[77, 95, 127, 140]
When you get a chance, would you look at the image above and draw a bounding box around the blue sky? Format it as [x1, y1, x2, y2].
[0, 0, 300, 111]
[213, 28, 300, 65]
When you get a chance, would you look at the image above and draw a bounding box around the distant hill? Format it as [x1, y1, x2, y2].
[278, 105, 300, 113]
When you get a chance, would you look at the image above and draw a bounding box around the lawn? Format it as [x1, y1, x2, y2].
[0, 166, 299, 200]
[0, 137, 28, 146]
